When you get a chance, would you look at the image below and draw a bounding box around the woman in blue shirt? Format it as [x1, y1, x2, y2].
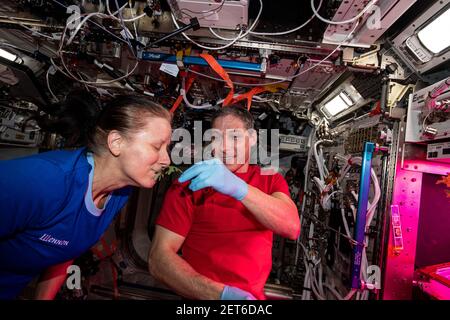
[0, 95, 172, 299]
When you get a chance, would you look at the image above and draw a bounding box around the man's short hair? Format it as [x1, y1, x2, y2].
[211, 106, 254, 130]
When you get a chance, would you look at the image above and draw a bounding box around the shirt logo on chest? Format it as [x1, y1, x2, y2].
[39, 233, 70, 246]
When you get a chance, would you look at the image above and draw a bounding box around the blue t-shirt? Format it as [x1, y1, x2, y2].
[0, 148, 131, 299]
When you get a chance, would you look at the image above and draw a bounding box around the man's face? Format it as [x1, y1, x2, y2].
[211, 115, 256, 172]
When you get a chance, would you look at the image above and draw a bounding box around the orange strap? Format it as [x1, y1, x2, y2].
[231, 86, 268, 110]
[199, 53, 235, 106]
[231, 83, 288, 110]
[194, 54, 286, 110]
[170, 95, 184, 114]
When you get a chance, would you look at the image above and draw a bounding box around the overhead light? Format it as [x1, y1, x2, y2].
[321, 91, 354, 118]
[339, 91, 354, 106]
[417, 7, 450, 54]
[0, 48, 18, 62]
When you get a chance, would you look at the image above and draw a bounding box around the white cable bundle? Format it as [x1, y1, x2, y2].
[304, 151, 381, 300]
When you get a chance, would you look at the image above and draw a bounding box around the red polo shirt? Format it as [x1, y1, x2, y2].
[155, 165, 290, 299]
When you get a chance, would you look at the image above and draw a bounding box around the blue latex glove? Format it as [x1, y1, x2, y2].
[178, 158, 248, 201]
[220, 286, 256, 300]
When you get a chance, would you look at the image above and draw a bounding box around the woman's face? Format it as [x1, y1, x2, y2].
[119, 116, 172, 188]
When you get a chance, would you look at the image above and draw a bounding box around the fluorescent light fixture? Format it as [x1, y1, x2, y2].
[322, 92, 354, 117]
[0, 48, 18, 62]
[340, 91, 354, 106]
[417, 7, 450, 54]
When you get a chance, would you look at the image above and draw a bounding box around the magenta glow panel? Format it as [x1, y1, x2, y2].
[382, 159, 450, 300]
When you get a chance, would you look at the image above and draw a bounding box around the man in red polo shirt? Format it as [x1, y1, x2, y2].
[149, 106, 300, 300]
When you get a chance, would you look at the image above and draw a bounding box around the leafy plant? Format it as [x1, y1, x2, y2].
[436, 174, 450, 198]
[156, 165, 183, 181]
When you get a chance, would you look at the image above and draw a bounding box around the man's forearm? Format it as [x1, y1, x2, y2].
[35, 274, 67, 300]
[149, 249, 224, 300]
[35, 260, 73, 300]
[241, 186, 300, 240]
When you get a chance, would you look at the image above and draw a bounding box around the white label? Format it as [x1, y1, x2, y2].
[159, 63, 179, 77]
[120, 28, 134, 40]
